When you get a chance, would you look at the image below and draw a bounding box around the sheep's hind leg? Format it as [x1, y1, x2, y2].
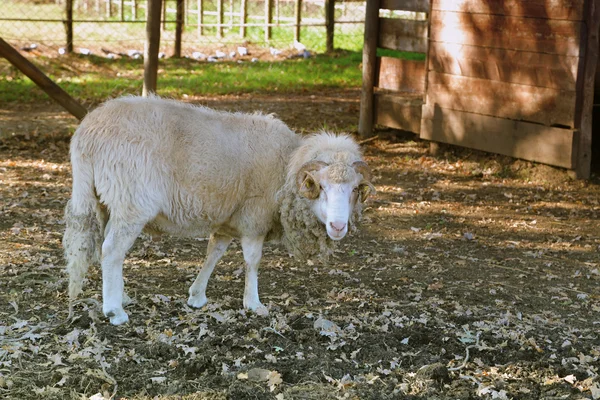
[188, 234, 232, 308]
[101, 222, 143, 325]
[241, 236, 268, 315]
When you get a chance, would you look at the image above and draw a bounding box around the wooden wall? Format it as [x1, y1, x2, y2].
[420, 0, 588, 170]
[358, 0, 430, 136]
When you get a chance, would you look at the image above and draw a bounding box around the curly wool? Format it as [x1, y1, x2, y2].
[62, 199, 105, 299]
[279, 185, 334, 260]
[277, 132, 367, 261]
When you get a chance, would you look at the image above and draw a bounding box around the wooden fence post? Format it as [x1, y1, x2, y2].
[265, 0, 272, 41]
[358, 0, 379, 138]
[132, 0, 137, 20]
[143, 0, 162, 96]
[65, 0, 74, 53]
[325, 0, 335, 53]
[197, 0, 203, 36]
[174, 0, 184, 56]
[575, 0, 600, 178]
[240, 0, 247, 38]
[217, 0, 223, 38]
[0, 38, 87, 120]
[106, 0, 112, 17]
[294, 0, 301, 42]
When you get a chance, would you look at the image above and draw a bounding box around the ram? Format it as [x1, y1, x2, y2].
[63, 95, 375, 325]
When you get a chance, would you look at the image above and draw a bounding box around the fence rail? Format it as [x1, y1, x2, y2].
[0, 0, 366, 58]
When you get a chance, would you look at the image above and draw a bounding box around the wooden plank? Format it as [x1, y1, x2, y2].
[428, 42, 579, 90]
[358, 0, 381, 137]
[426, 71, 577, 127]
[0, 38, 87, 120]
[375, 92, 423, 133]
[420, 104, 575, 168]
[381, 0, 430, 13]
[143, 0, 162, 96]
[431, 0, 584, 21]
[376, 57, 426, 93]
[596, 60, 600, 96]
[574, 0, 600, 179]
[430, 10, 582, 56]
[379, 17, 428, 53]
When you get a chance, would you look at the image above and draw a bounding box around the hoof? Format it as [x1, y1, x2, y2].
[187, 294, 208, 309]
[252, 305, 269, 317]
[105, 308, 129, 325]
[244, 299, 268, 316]
[122, 292, 134, 307]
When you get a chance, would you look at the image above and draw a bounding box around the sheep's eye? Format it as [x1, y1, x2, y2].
[352, 187, 359, 193]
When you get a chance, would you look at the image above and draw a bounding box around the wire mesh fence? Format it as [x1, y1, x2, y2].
[1, 0, 365, 60]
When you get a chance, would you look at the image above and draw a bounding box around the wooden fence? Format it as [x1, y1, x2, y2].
[56, 0, 346, 55]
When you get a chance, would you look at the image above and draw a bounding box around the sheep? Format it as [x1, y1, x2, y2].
[63, 95, 375, 325]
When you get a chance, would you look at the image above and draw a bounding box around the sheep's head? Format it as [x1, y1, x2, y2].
[296, 160, 375, 240]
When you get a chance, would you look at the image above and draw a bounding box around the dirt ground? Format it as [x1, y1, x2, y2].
[1, 92, 599, 400]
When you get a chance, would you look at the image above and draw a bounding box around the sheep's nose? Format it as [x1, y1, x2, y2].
[329, 222, 346, 233]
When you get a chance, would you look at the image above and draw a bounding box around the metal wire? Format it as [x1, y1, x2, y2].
[1, 0, 365, 58]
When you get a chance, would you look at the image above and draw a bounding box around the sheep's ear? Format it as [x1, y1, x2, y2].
[352, 161, 372, 181]
[296, 161, 327, 199]
[358, 180, 376, 202]
[299, 173, 321, 200]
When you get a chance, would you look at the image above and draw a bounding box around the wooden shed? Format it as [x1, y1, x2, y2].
[359, 0, 600, 178]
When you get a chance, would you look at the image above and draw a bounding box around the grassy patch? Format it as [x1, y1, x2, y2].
[0, 51, 365, 105]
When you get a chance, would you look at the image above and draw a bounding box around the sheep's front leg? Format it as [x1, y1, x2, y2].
[188, 234, 232, 308]
[101, 223, 142, 325]
[241, 236, 267, 314]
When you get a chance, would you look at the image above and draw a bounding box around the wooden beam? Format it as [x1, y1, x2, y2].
[325, 0, 335, 53]
[294, 0, 302, 43]
[376, 57, 426, 93]
[240, 0, 247, 38]
[358, 0, 380, 137]
[428, 42, 579, 90]
[379, 18, 428, 53]
[431, 0, 584, 21]
[132, 0, 138, 20]
[427, 71, 577, 127]
[65, 0, 74, 53]
[420, 104, 576, 169]
[217, 0, 223, 38]
[198, 0, 204, 36]
[174, 0, 184, 57]
[574, 0, 600, 178]
[143, 0, 162, 96]
[0, 38, 87, 120]
[381, 0, 430, 13]
[430, 10, 582, 56]
[375, 92, 423, 133]
[265, 0, 273, 41]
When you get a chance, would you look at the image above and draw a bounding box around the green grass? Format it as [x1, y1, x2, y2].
[0, 51, 365, 105]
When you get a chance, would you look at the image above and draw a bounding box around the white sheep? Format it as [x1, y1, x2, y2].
[63, 95, 375, 325]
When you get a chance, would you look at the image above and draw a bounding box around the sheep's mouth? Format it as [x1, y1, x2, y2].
[326, 226, 348, 241]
